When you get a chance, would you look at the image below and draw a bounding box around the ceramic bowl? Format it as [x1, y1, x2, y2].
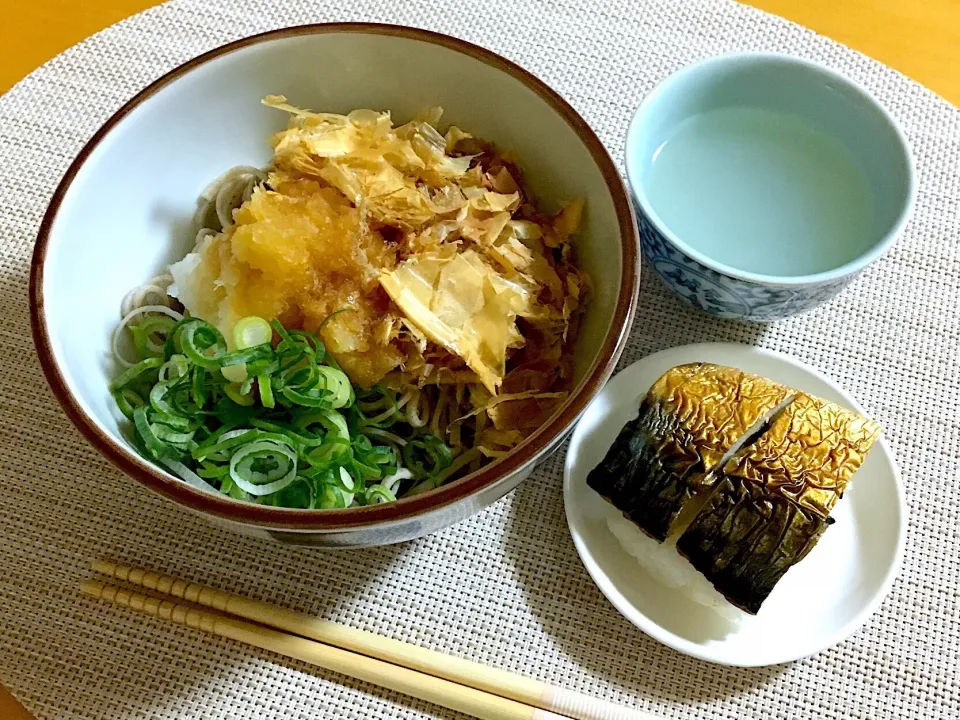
[625, 53, 916, 322]
[30, 24, 639, 547]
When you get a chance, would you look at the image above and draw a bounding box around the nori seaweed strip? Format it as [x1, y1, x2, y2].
[676, 473, 832, 614]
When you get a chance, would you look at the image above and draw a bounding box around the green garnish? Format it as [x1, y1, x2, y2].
[232, 315, 273, 350]
[112, 315, 453, 508]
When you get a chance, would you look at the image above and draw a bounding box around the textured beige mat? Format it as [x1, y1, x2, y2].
[1, 0, 958, 718]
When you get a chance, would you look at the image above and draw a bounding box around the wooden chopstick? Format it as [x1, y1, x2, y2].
[89, 561, 655, 720]
[81, 579, 566, 720]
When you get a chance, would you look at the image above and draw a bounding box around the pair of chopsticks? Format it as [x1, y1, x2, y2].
[84, 561, 657, 720]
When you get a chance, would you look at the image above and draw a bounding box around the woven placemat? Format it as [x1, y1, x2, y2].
[1, 0, 958, 718]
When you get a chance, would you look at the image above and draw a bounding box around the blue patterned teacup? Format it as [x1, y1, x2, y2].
[626, 53, 916, 322]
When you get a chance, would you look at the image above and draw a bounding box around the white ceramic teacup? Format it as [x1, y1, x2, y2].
[626, 52, 916, 322]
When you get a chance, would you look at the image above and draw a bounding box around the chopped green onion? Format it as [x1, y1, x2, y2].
[110, 357, 163, 392]
[161, 458, 216, 492]
[258, 374, 275, 408]
[407, 448, 481, 496]
[224, 383, 254, 407]
[270, 319, 293, 345]
[220, 344, 275, 368]
[403, 434, 454, 480]
[355, 386, 401, 427]
[191, 365, 208, 407]
[149, 411, 195, 431]
[381, 468, 413, 494]
[133, 406, 180, 460]
[115, 314, 457, 509]
[130, 315, 177, 358]
[221, 363, 248, 384]
[165, 317, 202, 360]
[197, 462, 230, 479]
[340, 466, 359, 491]
[149, 381, 178, 416]
[229, 440, 298, 496]
[316, 483, 344, 509]
[305, 439, 352, 469]
[279, 386, 330, 408]
[152, 424, 197, 445]
[296, 409, 349, 441]
[364, 484, 397, 504]
[159, 354, 190, 382]
[248, 419, 324, 448]
[316, 366, 352, 408]
[220, 474, 252, 501]
[233, 316, 273, 350]
[193, 429, 257, 460]
[112, 388, 145, 420]
[287, 330, 325, 361]
[180, 320, 229, 369]
[362, 427, 407, 447]
[261, 478, 313, 509]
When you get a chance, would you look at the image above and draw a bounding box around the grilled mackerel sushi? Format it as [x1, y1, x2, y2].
[589, 364, 881, 615]
[676, 393, 880, 613]
[717, 392, 881, 518]
[586, 363, 792, 541]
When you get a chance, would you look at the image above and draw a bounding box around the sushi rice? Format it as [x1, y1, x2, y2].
[606, 512, 744, 623]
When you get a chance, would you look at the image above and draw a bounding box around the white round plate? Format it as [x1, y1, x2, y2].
[563, 342, 906, 667]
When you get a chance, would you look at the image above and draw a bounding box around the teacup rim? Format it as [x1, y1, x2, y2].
[625, 51, 917, 288]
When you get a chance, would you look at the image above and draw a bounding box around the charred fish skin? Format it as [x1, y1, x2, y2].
[726, 392, 881, 518]
[586, 366, 718, 541]
[676, 473, 832, 614]
[618, 397, 709, 541]
[584, 395, 706, 542]
[585, 414, 644, 506]
[586, 363, 791, 542]
[585, 366, 701, 538]
[677, 393, 880, 613]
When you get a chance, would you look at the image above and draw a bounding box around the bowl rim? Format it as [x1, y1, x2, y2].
[29, 22, 640, 531]
[625, 51, 918, 288]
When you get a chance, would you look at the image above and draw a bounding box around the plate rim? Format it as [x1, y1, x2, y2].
[563, 342, 907, 667]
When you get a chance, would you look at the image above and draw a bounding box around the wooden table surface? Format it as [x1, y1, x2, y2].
[2, 0, 959, 716]
[3, 0, 960, 103]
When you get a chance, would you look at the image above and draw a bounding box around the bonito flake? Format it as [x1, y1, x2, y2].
[169, 96, 585, 396]
[379, 248, 531, 393]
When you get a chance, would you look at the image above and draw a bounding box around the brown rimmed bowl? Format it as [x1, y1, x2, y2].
[30, 24, 639, 547]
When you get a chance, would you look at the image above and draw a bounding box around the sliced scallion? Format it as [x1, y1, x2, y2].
[233, 316, 273, 350]
[224, 383, 254, 407]
[228, 440, 298, 496]
[114, 313, 457, 509]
